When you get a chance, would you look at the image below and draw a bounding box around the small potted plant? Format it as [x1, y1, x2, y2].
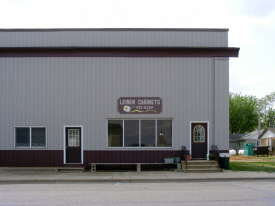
[209, 153, 215, 160]
[185, 151, 191, 161]
[164, 156, 174, 163]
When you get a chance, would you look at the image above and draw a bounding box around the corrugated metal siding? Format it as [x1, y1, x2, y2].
[214, 58, 229, 150]
[84, 150, 182, 164]
[0, 150, 181, 167]
[0, 57, 215, 151]
[0, 30, 228, 47]
[0, 150, 63, 167]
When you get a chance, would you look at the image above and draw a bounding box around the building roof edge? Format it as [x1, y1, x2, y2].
[0, 28, 229, 32]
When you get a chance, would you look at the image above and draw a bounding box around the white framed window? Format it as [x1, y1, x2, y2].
[15, 126, 47, 147]
[108, 119, 172, 148]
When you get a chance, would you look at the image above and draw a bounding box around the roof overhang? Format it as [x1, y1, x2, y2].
[0, 47, 240, 58]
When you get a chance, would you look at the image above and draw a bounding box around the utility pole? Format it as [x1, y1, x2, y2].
[258, 100, 261, 145]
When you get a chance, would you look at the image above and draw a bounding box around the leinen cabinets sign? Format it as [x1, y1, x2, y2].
[118, 97, 162, 114]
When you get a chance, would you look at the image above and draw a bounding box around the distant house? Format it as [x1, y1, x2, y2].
[229, 134, 245, 151]
[236, 130, 263, 152]
[259, 127, 275, 155]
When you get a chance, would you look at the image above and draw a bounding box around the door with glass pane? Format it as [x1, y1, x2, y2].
[191, 123, 207, 159]
[66, 127, 81, 163]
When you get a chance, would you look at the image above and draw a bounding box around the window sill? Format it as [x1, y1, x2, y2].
[106, 147, 173, 150]
[13, 147, 47, 150]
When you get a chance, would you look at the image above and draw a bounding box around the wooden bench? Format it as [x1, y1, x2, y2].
[253, 146, 270, 156]
[89, 163, 181, 172]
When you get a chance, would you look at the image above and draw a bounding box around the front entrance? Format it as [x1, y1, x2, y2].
[191, 123, 207, 159]
[65, 127, 82, 164]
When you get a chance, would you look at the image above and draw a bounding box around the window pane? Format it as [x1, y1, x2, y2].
[31, 128, 46, 146]
[157, 120, 172, 147]
[141, 120, 155, 147]
[193, 125, 205, 143]
[68, 129, 80, 146]
[124, 120, 139, 147]
[16, 128, 30, 146]
[108, 120, 123, 147]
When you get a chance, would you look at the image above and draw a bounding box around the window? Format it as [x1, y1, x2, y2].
[68, 129, 79, 146]
[124, 120, 139, 147]
[15, 127, 46, 147]
[193, 125, 205, 143]
[141, 120, 155, 147]
[108, 119, 172, 147]
[108, 120, 123, 147]
[157, 120, 172, 147]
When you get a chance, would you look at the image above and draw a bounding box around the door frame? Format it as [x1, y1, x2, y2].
[63, 125, 83, 164]
[189, 121, 209, 158]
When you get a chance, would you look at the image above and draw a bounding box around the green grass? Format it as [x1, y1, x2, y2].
[229, 162, 275, 173]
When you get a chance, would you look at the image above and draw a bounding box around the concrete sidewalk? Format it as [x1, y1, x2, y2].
[1, 170, 275, 183]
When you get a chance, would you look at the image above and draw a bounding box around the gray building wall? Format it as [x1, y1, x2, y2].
[0, 29, 228, 47]
[0, 57, 229, 151]
[0, 29, 236, 166]
[214, 58, 229, 149]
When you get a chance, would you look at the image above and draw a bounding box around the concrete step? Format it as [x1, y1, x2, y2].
[181, 160, 222, 173]
[183, 168, 222, 173]
[182, 160, 218, 166]
[186, 165, 220, 169]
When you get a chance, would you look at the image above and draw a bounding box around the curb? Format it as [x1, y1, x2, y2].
[1, 177, 275, 184]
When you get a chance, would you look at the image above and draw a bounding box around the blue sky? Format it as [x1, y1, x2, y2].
[1, 0, 274, 98]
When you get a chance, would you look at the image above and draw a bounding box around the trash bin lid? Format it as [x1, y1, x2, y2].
[219, 153, 230, 157]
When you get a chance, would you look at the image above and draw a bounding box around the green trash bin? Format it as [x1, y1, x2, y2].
[244, 143, 255, 156]
[219, 153, 230, 170]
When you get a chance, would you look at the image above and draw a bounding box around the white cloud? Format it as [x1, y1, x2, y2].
[230, 62, 275, 98]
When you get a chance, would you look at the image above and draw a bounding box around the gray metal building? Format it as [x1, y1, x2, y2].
[0, 29, 239, 167]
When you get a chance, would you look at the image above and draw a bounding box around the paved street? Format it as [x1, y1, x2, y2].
[1, 170, 275, 205]
[1, 181, 275, 205]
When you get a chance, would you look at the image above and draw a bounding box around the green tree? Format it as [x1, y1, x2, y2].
[229, 92, 258, 134]
[260, 91, 275, 128]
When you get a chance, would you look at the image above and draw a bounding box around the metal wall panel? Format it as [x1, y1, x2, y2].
[0, 57, 219, 151]
[0, 150, 63, 167]
[0, 30, 228, 47]
[214, 58, 230, 150]
[0, 149, 184, 167]
[84, 150, 182, 164]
